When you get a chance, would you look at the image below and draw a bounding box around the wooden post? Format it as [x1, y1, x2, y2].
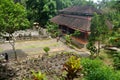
[67, 27, 69, 34]
[85, 32, 88, 41]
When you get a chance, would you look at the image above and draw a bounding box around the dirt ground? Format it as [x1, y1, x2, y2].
[0, 39, 89, 60]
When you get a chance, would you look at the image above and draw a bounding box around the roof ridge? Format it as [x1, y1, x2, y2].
[59, 5, 101, 15]
[60, 14, 91, 20]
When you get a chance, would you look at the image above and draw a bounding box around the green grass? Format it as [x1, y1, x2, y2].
[0, 48, 3, 52]
[99, 49, 113, 66]
[21, 43, 58, 49]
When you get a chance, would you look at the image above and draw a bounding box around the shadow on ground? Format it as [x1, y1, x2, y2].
[1, 49, 28, 60]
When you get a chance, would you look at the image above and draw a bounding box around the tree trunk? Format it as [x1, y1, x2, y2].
[12, 44, 17, 60]
[9, 34, 17, 60]
[97, 41, 100, 56]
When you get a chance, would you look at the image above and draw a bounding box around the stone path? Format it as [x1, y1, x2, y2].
[0, 39, 89, 60]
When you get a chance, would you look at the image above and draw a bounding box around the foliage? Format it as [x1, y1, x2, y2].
[31, 70, 47, 80]
[100, 0, 120, 47]
[25, 0, 99, 27]
[108, 51, 120, 70]
[64, 35, 72, 44]
[81, 58, 120, 80]
[71, 0, 96, 7]
[86, 42, 97, 58]
[81, 58, 103, 74]
[90, 13, 108, 42]
[108, 32, 120, 47]
[106, 11, 120, 47]
[63, 56, 82, 80]
[43, 47, 50, 54]
[46, 22, 59, 38]
[71, 30, 80, 37]
[26, 0, 56, 27]
[52, 76, 66, 80]
[87, 13, 109, 56]
[55, 0, 97, 11]
[85, 66, 118, 80]
[0, 0, 30, 60]
[111, 1, 120, 11]
[55, 0, 72, 10]
[116, 71, 120, 79]
[0, 0, 30, 33]
[13, 0, 29, 7]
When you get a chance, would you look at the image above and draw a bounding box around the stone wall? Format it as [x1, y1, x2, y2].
[0, 29, 49, 42]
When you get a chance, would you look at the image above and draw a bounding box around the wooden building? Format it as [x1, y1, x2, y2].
[50, 6, 112, 45]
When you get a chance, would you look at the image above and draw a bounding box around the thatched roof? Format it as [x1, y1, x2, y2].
[59, 6, 102, 16]
[50, 6, 112, 32]
[50, 14, 91, 32]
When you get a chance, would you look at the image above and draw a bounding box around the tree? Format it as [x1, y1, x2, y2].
[55, 0, 72, 10]
[26, 0, 56, 27]
[109, 1, 120, 47]
[97, 0, 109, 9]
[71, 0, 88, 6]
[70, 0, 96, 7]
[102, 0, 120, 47]
[0, 0, 30, 60]
[110, 0, 120, 11]
[87, 13, 108, 57]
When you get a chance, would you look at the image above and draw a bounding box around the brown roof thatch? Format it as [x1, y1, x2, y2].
[59, 6, 102, 16]
[50, 6, 112, 32]
[51, 14, 91, 32]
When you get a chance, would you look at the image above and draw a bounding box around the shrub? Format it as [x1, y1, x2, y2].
[64, 35, 72, 43]
[81, 58, 120, 80]
[81, 58, 102, 74]
[43, 47, 50, 54]
[46, 22, 59, 38]
[86, 67, 116, 80]
[63, 56, 82, 80]
[86, 42, 97, 58]
[115, 71, 120, 79]
[71, 30, 80, 37]
[107, 51, 120, 70]
[31, 70, 47, 80]
[109, 36, 120, 47]
[113, 52, 120, 69]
